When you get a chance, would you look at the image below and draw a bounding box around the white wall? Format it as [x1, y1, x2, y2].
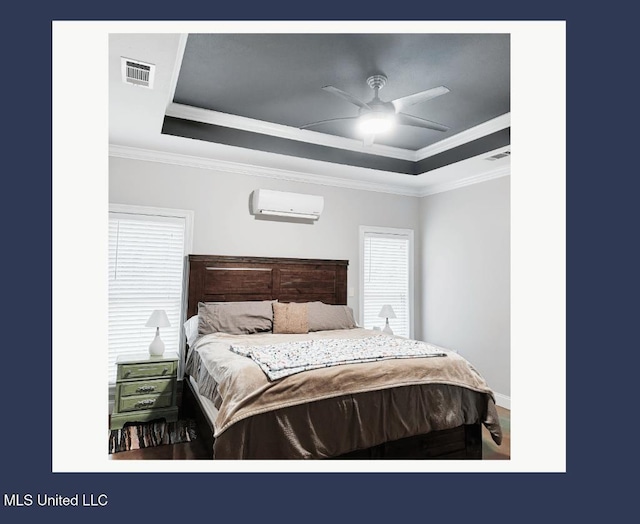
[109, 156, 422, 331]
[419, 176, 510, 400]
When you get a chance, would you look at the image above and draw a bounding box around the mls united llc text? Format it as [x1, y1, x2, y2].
[4, 493, 108, 508]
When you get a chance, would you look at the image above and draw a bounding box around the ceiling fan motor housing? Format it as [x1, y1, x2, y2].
[366, 74, 388, 90]
[359, 102, 395, 117]
[358, 75, 397, 135]
[361, 74, 395, 116]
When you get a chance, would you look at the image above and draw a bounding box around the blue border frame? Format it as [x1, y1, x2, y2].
[5, 2, 631, 521]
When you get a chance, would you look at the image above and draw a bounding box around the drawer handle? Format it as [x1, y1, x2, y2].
[135, 399, 156, 408]
[136, 386, 156, 393]
[124, 371, 131, 378]
[162, 367, 169, 375]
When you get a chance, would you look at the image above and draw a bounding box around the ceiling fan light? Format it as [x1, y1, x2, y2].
[357, 113, 396, 135]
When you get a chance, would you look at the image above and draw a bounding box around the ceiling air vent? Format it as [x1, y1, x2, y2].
[485, 150, 511, 161]
[121, 57, 155, 89]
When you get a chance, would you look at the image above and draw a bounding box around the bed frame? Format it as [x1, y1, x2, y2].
[181, 254, 482, 459]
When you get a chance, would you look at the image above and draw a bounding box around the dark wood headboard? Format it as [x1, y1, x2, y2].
[185, 255, 349, 319]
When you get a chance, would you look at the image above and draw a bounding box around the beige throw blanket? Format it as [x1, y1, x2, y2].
[187, 328, 502, 447]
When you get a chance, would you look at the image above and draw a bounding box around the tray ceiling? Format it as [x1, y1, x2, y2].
[109, 31, 511, 194]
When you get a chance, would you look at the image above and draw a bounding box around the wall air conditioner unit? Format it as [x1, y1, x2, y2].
[251, 189, 324, 221]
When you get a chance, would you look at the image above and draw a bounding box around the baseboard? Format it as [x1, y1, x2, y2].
[494, 392, 511, 410]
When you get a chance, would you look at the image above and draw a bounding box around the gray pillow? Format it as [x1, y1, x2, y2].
[198, 300, 275, 335]
[307, 302, 357, 332]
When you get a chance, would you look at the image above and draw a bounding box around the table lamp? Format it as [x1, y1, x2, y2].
[378, 305, 396, 335]
[146, 309, 171, 356]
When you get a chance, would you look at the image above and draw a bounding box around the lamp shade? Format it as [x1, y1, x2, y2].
[378, 305, 396, 319]
[145, 309, 171, 328]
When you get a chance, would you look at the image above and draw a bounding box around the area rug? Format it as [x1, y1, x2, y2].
[109, 419, 197, 454]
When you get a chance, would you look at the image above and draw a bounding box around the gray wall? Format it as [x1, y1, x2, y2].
[109, 156, 422, 334]
[419, 176, 510, 399]
[109, 156, 510, 401]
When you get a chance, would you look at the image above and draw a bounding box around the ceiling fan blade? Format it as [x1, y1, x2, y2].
[391, 86, 450, 112]
[322, 86, 371, 110]
[397, 113, 449, 132]
[300, 116, 358, 129]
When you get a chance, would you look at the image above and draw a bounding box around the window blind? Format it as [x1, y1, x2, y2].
[108, 212, 186, 384]
[362, 231, 411, 338]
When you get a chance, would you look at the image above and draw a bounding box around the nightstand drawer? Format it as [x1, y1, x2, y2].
[117, 361, 176, 380]
[118, 392, 173, 413]
[118, 378, 174, 397]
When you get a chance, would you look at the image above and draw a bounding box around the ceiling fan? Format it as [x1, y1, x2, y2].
[301, 74, 451, 146]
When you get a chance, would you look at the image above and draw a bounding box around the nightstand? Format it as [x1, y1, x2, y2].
[110, 352, 179, 430]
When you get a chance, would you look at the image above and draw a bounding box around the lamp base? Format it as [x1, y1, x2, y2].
[148, 334, 165, 356]
[382, 319, 394, 335]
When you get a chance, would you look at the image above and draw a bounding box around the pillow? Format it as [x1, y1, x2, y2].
[272, 302, 309, 334]
[198, 300, 275, 335]
[307, 302, 357, 332]
[183, 315, 199, 347]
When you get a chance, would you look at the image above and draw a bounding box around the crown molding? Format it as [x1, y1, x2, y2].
[109, 144, 510, 199]
[165, 103, 416, 162]
[417, 165, 510, 197]
[109, 144, 421, 197]
[415, 113, 510, 160]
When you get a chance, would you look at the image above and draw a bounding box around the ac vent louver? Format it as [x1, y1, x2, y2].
[121, 57, 155, 89]
[485, 151, 511, 161]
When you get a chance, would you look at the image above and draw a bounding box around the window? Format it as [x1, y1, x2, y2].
[360, 226, 414, 338]
[108, 205, 193, 384]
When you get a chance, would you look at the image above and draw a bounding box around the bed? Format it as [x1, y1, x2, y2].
[181, 255, 502, 459]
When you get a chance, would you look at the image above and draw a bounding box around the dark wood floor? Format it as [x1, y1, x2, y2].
[109, 438, 211, 460]
[110, 405, 510, 461]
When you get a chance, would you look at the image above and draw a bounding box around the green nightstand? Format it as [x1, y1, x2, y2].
[110, 351, 179, 430]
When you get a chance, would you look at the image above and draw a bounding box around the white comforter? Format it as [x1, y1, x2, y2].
[230, 334, 448, 380]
